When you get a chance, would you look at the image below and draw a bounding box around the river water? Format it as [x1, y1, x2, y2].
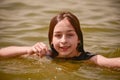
[0, 0, 120, 80]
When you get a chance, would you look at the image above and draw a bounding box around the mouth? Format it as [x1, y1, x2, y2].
[59, 46, 70, 51]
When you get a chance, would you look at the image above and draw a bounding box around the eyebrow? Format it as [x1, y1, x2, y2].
[54, 30, 75, 33]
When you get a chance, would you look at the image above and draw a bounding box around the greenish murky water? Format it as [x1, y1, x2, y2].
[0, 0, 120, 80]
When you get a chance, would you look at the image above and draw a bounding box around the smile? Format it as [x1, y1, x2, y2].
[59, 46, 70, 51]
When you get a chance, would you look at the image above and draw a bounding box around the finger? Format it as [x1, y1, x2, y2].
[40, 49, 46, 57]
[35, 44, 47, 57]
[27, 47, 38, 55]
[38, 43, 48, 55]
[46, 50, 52, 56]
[40, 42, 49, 52]
[34, 45, 42, 57]
[33, 42, 49, 57]
[32, 47, 38, 53]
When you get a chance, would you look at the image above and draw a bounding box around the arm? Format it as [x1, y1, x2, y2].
[0, 46, 30, 58]
[0, 42, 50, 58]
[89, 55, 120, 68]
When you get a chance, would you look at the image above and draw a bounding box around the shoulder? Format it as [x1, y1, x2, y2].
[89, 55, 109, 66]
[89, 55, 120, 68]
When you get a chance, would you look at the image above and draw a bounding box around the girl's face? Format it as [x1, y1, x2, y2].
[52, 18, 80, 58]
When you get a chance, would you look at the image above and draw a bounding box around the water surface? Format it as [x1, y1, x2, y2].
[0, 0, 120, 80]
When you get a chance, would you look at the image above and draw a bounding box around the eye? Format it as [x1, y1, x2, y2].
[67, 33, 74, 37]
[54, 34, 62, 38]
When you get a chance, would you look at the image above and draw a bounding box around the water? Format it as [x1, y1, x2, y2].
[0, 0, 120, 80]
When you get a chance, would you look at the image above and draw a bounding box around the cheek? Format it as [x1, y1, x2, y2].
[72, 42, 78, 48]
[52, 42, 59, 52]
[52, 38, 59, 47]
[71, 39, 79, 48]
[52, 38, 58, 44]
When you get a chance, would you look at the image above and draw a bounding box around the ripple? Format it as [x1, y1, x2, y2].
[0, 0, 120, 80]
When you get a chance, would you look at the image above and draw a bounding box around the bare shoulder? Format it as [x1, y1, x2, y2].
[89, 55, 107, 64]
[89, 54, 120, 68]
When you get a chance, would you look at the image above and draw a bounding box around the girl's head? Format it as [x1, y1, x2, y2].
[48, 11, 84, 58]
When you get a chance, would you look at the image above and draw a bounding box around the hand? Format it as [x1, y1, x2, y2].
[27, 42, 50, 58]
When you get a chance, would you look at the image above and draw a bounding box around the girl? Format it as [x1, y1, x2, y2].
[0, 11, 120, 68]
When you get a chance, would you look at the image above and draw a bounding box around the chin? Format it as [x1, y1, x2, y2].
[58, 53, 71, 58]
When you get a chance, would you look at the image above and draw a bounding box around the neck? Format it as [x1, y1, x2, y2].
[67, 51, 81, 58]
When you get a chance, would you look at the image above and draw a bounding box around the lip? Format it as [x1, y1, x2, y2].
[59, 46, 70, 51]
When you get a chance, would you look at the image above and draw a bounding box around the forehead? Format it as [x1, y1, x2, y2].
[54, 18, 75, 32]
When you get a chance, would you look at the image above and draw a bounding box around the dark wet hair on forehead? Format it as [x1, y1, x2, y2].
[48, 11, 85, 58]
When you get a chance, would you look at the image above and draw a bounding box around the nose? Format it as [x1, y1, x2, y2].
[60, 35, 67, 44]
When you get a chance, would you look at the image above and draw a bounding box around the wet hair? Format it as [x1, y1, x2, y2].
[48, 11, 85, 58]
